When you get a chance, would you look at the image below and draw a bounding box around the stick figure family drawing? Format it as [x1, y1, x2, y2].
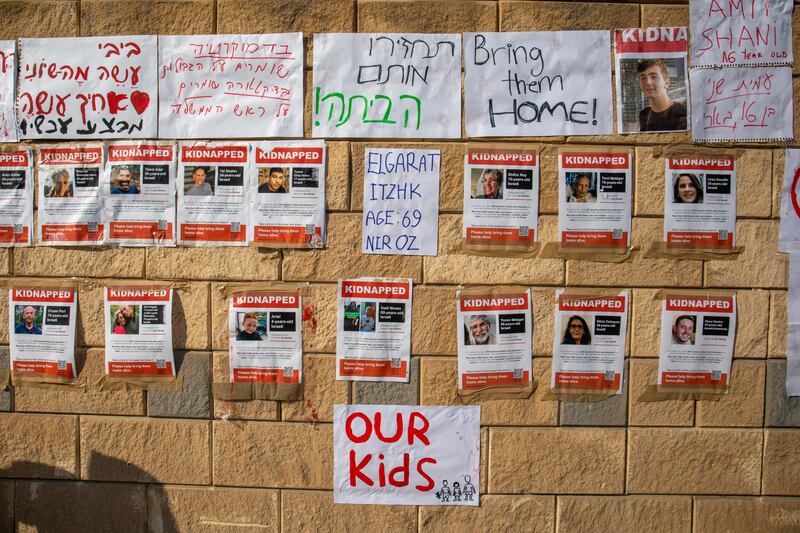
[434, 475, 475, 502]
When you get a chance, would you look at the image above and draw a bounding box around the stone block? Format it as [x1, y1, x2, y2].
[0, 480, 10, 533]
[557, 495, 692, 533]
[283, 214, 422, 282]
[567, 218, 703, 287]
[420, 357, 557, 426]
[147, 351, 212, 419]
[640, 4, 689, 27]
[628, 358, 694, 426]
[353, 357, 419, 405]
[0, 1, 78, 39]
[705, 220, 787, 288]
[560, 361, 628, 426]
[146, 247, 280, 281]
[630, 289, 660, 357]
[212, 352, 279, 421]
[80, 416, 211, 484]
[695, 360, 765, 427]
[425, 215, 564, 285]
[14, 247, 144, 278]
[213, 421, 332, 489]
[15, 480, 146, 533]
[735, 290, 769, 358]
[412, 285, 458, 355]
[489, 427, 625, 493]
[282, 489, 417, 531]
[694, 497, 800, 533]
[0, 288, 6, 345]
[359, 0, 496, 33]
[0, 414, 78, 479]
[532, 288, 557, 356]
[0, 250, 8, 276]
[282, 354, 349, 423]
[766, 360, 800, 427]
[172, 282, 210, 351]
[327, 141, 351, 211]
[0, 348, 10, 411]
[217, 0, 355, 66]
[633, 147, 664, 216]
[420, 495, 555, 532]
[627, 428, 762, 494]
[148, 485, 279, 532]
[773, 148, 784, 219]
[500, 1, 638, 31]
[763, 429, 800, 495]
[770, 290, 787, 358]
[80, 0, 213, 35]
[15, 348, 144, 416]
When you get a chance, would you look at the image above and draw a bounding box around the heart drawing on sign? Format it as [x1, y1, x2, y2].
[130, 91, 150, 115]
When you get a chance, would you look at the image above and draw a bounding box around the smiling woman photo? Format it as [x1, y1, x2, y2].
[673, 173, 704, 204]
[562, 315, 592, 345]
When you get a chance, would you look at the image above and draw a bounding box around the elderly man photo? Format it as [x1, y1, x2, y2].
[185, 167, 213, 196]
[567, 174, 596, 203]
[466, 314, 496, 345]
[15, 305, 42, 335]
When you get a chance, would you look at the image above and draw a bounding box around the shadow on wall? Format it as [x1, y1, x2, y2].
[1, 453, 178, 532]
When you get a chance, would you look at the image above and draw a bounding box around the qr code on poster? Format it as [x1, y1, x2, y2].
[156, 359, 166, 369]
[519, 226, 529, 237]
[13, 224, 22, 234]
[605, 370, 615, 380]
[305, 224, 315, 234]
[230, 222, 241, 233]
[612, 229, 622, 240]
[157, 219, 167, 230]
[718, 230, 728, 240]
[513, 368, 523, 379]
[711, 370, 721, 381]
[57, 360, 67, 371]
[390, 358, 401, 368]
[283, 367, 294, 378]
[88, 222, 98, 233]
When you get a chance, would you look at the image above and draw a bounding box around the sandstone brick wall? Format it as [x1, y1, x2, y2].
[1, 1, 799, 531]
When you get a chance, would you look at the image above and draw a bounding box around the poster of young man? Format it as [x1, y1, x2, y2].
[228, 289, 302, 385]
[177, 142, 249, 246]
[0, 148, 33, 246]
[663, 155, 736, 250]
[37, 144, 105, 245]
[104, 142, 176, 246]
[551, 290, 628, 394]
[334, 404, 480, 506]
[249, 141, 326, 248]
[658, 293, 736, 390]
[104, 286, 174, 379]
[9, 285, 77, 381]
[336, 278, 412, 382]
[462, 145, 539, 255]
[614, 27, 689, 134]
[557, 149, 632, 251]
[456, 288, 532, 392]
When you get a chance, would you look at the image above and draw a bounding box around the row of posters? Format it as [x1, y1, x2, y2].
[0, 14, 792, 142]
[8, 279, 737, 395]
[10, 285, 174, 381]
[0, 141, 326, 247]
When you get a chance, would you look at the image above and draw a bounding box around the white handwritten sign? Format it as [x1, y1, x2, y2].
[464, 31, 613, 137]
[362, 148, 440, 256]
[159, 33, 303, 139]
[17, 36, 158, 139]
[690, 66, 793, 141]
[0, 41, 17, 142]
[333, 404, 480, 506]
[690, 0, 793, 67]
[779, 149, 800, 252]
[313, 34, 461, 138]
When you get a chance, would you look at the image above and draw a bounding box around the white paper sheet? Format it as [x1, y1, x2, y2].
[312, 33, 461, 138]
[158, 34, 304, 138]
[334, 405, 480, 506]
[362, 148, 440, 256]
[0, 148, 33, 247]
[690, 66, 793, 142]
[464, 31, 613, 137]
[779, 148, 800, 252]
[18, 36, 157, 139]
[0, 40, 18, 141]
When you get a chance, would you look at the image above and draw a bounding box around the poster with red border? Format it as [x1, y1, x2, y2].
[37, 144, 106, 246]
[0, 148, 33, 247]
[9, 286, 77, 379]
[104, 286, 174, 378]
[336, 278, 412, 382]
